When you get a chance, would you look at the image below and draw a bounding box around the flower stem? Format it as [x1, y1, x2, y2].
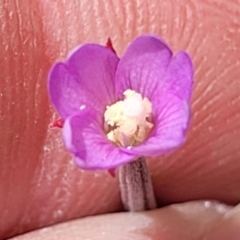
[118, 157, 157, 211]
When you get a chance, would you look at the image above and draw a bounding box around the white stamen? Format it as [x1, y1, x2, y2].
[104, 89, 153, 147]
[123, 93, 144, 118]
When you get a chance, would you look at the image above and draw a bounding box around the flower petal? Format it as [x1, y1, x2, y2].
[48, 63, 83, 119]
[167, 51, 193, 101]
[62, 106, 137, 170]
[115, 35, 172, 100]
[122, 93, 190, 156]
[48, 44, 119, 119]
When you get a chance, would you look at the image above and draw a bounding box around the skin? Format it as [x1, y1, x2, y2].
[0, 0, 240, 239]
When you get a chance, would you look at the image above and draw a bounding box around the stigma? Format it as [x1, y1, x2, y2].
[104, 90, 153, 147]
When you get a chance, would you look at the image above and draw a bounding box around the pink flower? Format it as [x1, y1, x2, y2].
[48, 35, 193, 170]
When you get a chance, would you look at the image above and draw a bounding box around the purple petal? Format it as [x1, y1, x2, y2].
[167, 51, 193, 101]
[122, 92, 190, 156]
[115, 35, 172, 100]
[62, 106, 137, 170]
[48, 44, 119, 119]
[48, 63, 83, 119]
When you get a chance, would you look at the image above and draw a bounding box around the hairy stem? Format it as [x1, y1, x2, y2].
[118, 157, 157, 211]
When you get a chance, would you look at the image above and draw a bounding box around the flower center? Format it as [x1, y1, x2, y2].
[104, 89, 153, 147]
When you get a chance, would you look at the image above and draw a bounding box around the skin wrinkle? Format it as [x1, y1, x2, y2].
[205, 204, 240, 240]
[0, 0, 53, 237]
[9, 201, 237, 240]
[152, 0, 239, 203]
[0, 0, 240, 239]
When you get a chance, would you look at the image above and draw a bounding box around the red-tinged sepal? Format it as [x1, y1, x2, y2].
[49, 118, 64, 128]
[108, 168, 116, 178]
[106, 37, 116, 54]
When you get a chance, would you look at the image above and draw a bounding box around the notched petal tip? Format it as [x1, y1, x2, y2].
[115, 34, 173, 100]
[125, 34, 172, 55]
[48, 43, 120, 119]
